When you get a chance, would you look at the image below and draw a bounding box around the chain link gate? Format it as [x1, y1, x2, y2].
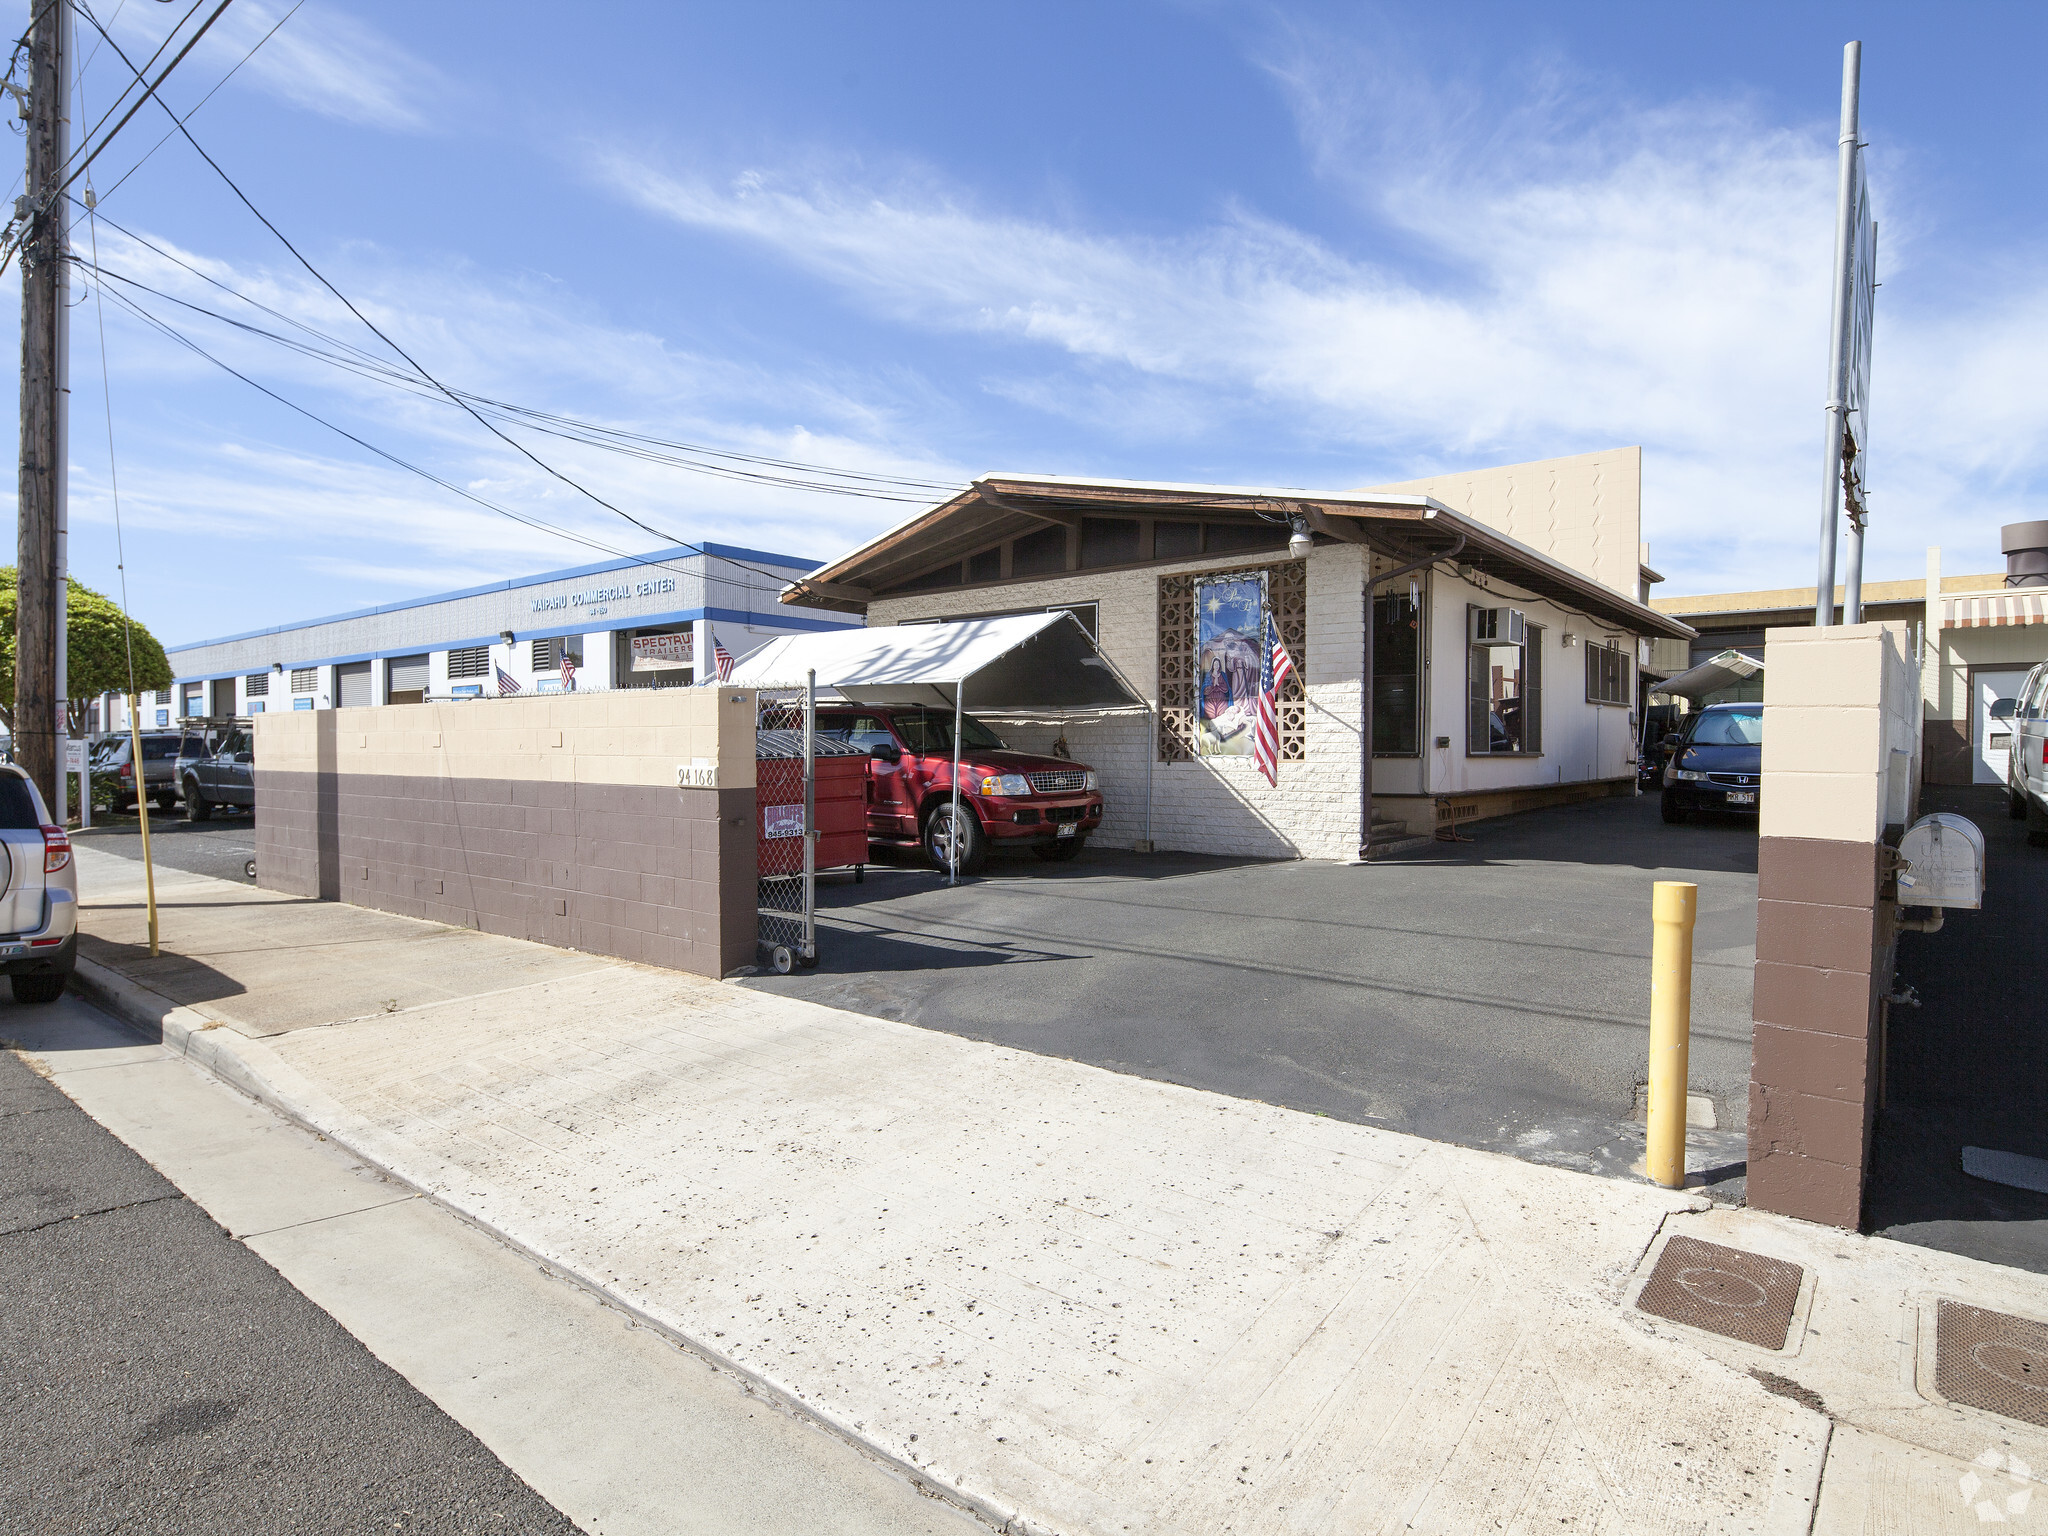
[754, 676, 817, 974]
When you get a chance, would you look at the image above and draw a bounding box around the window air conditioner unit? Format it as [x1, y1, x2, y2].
[1470, 607, 1527, 646]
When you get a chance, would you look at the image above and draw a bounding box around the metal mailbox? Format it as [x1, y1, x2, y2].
[1895, 812, 1985, 910]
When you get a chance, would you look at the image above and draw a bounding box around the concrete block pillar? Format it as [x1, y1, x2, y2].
[1747, 622, 1917, 1228]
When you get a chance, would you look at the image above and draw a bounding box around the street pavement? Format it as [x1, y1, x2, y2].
[0, 1039, 577, 1535]
[74, 808, 259, 885]
[746, 792, 1756, 1191]
[57, 842, 2048, 1535]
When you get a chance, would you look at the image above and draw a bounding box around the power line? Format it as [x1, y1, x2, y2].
[94, 0, 301, 203]
[77, 252, 954, 502]
[86, 275, 817, 602]
[62, 0, 201, 186]
[70, 206, 963, 498]
[69, 0, 843, 599]
[51, 0, 231, 208]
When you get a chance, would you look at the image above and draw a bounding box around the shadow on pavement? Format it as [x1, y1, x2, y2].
[1870, 785, 2048, 1273]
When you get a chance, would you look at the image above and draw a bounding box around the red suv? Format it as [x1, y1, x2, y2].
[817, 705, 1104, 875]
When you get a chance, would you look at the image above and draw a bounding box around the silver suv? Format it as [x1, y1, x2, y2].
[2008, 661, 2048, 847]
[0, 764, 76, 1003]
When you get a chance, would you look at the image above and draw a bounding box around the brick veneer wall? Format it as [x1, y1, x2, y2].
[254, 689, 759, 977]
[1748, 622, 1919, 1227]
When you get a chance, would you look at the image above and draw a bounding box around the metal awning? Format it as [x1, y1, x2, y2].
[1655, 649, 1763, 701]
[724, 612, 1144, 711]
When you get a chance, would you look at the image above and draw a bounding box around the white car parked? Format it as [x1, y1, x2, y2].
[0, 764, 76, 1003]
[2008, 660, 2048, 847]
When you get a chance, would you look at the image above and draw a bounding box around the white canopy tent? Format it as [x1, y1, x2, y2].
[1654, 648, 1764, 703]
[725, 613, 1150, 881]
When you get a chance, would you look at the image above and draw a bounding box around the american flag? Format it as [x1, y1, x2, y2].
[1252, 613, 1297, 787]
[714, 638, 736, 682]
[496, 665, 521, 696]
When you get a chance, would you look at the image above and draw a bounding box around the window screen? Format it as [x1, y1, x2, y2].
[531, 636, 558, 671]
[1153, 521, 1202, 560]
[967, 548, 1002, 583]
[290, 668, 317, 692]
[1011, 525, 1068, 577]
[1079, 517, 1141, 568]
[1585, 640, 1630, 705]
[245, 672, 269, 697]
[446, 646, 490, 679]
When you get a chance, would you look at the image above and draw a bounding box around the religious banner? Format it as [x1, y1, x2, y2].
[630, 632, 694, 671]
[1195, 573, 1265, 757]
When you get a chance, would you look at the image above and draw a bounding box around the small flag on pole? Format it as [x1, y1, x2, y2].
[714, 638, 735, 682]
[1252, 614, 1296, 787]
[496, 665, 521, 696]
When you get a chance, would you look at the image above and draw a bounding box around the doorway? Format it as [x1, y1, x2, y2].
[1973, 667, 2031, 785]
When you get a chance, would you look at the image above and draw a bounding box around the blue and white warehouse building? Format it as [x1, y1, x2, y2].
[130, 543, 856, 728]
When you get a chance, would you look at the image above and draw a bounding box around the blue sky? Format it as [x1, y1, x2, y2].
[18, 0, 2048, 645]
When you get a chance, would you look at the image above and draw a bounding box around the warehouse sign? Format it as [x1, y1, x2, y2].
[631, 632, 694, 671]
[531, 575, 677, 615]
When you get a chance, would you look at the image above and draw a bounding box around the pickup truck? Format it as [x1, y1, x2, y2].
[181, 726, 255, 820]
[816, 704, 1104, 876]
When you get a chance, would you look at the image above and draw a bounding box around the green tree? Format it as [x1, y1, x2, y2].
[0, 568, 174, 734]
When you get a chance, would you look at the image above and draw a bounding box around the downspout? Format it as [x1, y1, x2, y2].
[1361, 535, 1465, 862]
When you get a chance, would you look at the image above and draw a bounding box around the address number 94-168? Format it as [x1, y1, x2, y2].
[677, 764, 720, 789]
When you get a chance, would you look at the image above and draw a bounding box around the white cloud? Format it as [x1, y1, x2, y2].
[103, 0, 448, 133]
[595, 47, 2048, 594]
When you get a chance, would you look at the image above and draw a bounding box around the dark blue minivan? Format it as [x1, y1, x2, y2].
[1661, 702, 1762, 823]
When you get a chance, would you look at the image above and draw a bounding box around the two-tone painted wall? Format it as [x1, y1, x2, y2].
[254, 689, 759, 978]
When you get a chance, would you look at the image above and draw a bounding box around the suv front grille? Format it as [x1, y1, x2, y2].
[1027, 769, 1088, 794]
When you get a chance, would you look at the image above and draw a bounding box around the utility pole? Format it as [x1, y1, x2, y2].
[1812, 41, 1861, 629]
[17, 0, 69, 813]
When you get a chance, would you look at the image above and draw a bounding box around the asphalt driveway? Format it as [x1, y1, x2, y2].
[743, 792, 1759, 1188]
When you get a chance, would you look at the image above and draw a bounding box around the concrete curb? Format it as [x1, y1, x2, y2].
[65, 956, 1037, 1536]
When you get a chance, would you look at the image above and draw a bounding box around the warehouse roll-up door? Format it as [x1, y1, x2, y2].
[210, 678, 237, 716]
[338, 661, 373, 709]
[388, 654, 428, 706]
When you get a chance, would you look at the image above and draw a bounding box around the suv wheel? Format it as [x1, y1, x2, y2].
[184, 778, 212, 822]
[10, 972, 66, 1005]
[924, 802, 988, 877]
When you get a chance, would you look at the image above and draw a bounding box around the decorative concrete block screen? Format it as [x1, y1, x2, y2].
[253, 689, 759, 977]
[1748, 621, 1921, 1228]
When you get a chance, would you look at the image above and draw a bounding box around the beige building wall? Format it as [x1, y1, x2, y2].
[1357, 447, 1642, 600]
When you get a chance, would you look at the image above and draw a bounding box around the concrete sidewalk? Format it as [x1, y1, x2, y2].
[55, 845, 2048, 1534]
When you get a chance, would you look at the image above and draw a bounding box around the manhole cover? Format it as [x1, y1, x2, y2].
[1936, 1301, 2048, 1427]
[1636, 1235, 1802, 1350]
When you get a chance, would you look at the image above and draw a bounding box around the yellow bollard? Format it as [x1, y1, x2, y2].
[1647, 881, 1698, 1189]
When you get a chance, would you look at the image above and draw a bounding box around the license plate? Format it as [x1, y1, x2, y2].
[1726, 791, 1756, 805]
[1057, 823, 1076, 837]
[0, 944, 23, 958]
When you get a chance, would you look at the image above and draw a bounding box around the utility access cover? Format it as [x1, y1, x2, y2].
[1636, 1235, 1802, 1350]
[1936, 1301, 2048, 1427]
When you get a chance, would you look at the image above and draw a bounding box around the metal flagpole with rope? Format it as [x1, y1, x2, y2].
[84, 182, 158, 955]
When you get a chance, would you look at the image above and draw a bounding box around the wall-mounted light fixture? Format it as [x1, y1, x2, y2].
[1287, 516, 1313, 561]
[272, 661, 284, 673]
[499, 630, 516, 647]
[1561, 631, 1577, 648]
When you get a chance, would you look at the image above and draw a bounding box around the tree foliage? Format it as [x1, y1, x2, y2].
[0, 567, 174, 733]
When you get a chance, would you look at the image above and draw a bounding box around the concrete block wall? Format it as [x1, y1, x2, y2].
[1748, 621, 1917, 1228]
[254, 689, 759, 977]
